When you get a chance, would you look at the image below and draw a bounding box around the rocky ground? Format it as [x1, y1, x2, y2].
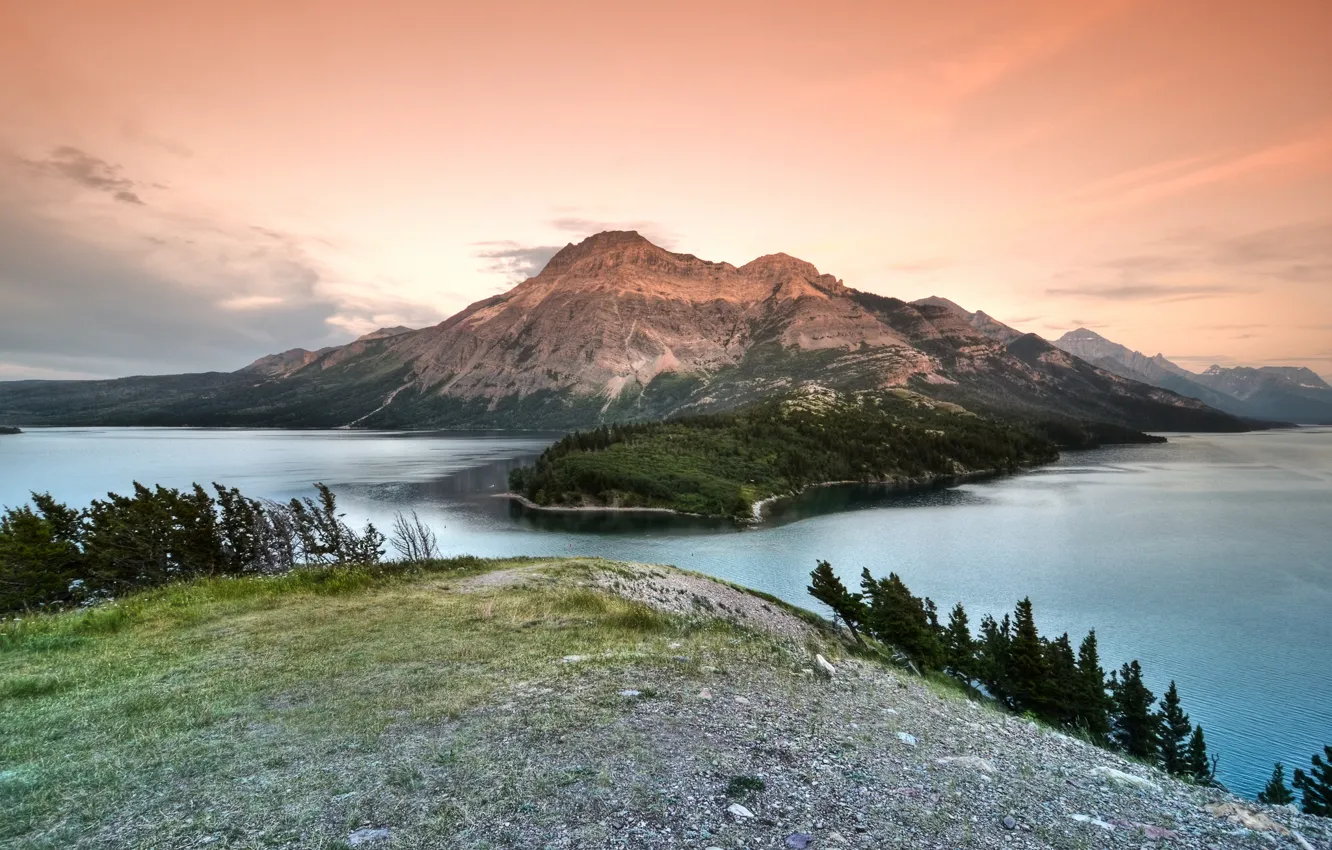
[5, 560, 1328, 849]
[426, 562, 1331, 849]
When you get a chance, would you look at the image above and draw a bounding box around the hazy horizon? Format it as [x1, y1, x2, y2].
[2, 0, 1329, 381]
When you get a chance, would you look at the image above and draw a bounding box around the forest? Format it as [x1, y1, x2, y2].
[507, 390, 1060, 519]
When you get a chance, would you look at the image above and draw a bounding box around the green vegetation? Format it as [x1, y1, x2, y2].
[0, 483, 434, 614]
[0, 557, 821, 847]
[1294, 746, 1332, 815]
[508, 390, 1059, 519]
[807, 561, 1219, 784]
[1258, 762, 1295, 806]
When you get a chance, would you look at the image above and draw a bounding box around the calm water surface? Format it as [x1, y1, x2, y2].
[2, 426, 1329, 797]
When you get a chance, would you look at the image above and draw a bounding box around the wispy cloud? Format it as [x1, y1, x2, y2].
[472, 241, 561, 283]
[1046, 282, 1248, 302]
[24, 146, 148, 204]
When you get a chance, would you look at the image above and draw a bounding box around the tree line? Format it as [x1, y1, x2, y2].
[808, 560, 1332, 813]
[0, 483, 439, 613]
[509, 392, 1059, 518]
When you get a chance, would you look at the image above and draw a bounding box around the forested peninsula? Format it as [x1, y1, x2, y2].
[507, 389, 1079, 520]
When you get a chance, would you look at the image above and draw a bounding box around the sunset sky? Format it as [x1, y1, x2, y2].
[2, 0, 1329, 380]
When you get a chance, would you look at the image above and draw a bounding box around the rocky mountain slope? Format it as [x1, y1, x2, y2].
[3, 557, 1327, 849]
[0, 231, 1244, 431]
[1054, 329, 1332, 424]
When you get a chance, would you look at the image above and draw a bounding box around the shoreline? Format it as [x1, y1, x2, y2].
[499, 465, 1032, 525]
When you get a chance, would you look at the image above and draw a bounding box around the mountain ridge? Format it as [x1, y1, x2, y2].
[0, 231, 1246, 432]
[1053, 328, 1332, 424]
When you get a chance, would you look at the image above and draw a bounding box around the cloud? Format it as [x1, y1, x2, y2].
[473, 241, 561, 283]
[25, 146, 148, 203]
[0, 149, 357, 377]
[1047, 283, 1247, 302]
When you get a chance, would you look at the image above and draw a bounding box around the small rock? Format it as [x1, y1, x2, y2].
[1139, 824, 1180, 840]
[1069, 813, 1115, 831]
[561, 655, 586, 664]
[728, 803, 755, 819]
[698, 687, 713, 700]
[347, 827, 391, 846]
[1002, 815, 1017, 830]
[896, 731, 917, 747]
[785, 833, 813, 849]
[814, 654, 836, 678]
[618, 689, 641, 697]
[1204, 801, 1289, 834]
[734, 696, 750, 705]
[827, 832, 847, 844]
[935, 755, 996, 774]
[1089, 766, 1161, 792]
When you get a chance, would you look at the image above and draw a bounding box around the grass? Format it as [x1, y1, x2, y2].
[0, 557, 826, 849]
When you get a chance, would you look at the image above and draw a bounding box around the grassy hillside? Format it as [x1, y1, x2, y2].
[507, 389, 1060, 519]
[4, 558, 1322, 850]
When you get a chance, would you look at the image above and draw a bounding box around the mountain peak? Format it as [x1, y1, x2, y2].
[540, 230, 668, 276]
[1058, 327, 1107, 343]
[355, 326, 414, 343]
[912, 296, 970, 315]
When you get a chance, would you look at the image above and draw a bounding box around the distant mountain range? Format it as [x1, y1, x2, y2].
[0, 231, 1250, 432]
[1053, 329, 1332, 424]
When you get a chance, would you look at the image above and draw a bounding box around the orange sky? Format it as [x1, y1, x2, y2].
[1, 0, 1329, 379]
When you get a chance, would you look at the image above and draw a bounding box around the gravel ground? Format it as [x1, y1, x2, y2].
[329, 565, 1332, 849]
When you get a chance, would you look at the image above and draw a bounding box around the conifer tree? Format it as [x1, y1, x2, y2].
[808, 560, 866, 645]
[1110, 660, 1159, 760]
[1293, 746, 1332, 816]
[1008, 597, 1046, 714]
[978, 613, 1013, 707]
[943, 602, 977, 683]
[1074, 630, 1112, 742]
[1185, 725, 1214, 784]
[859, 570, 944, 670]
[1157, 681, 1192, 776]
[1257, 762, 1295, 806]
[1041, 633, 1080, 726]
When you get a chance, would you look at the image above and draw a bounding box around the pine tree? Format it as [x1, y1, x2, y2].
[943, 602, 976, 683]
[1110, 660, 1159, 760]
[978, 613, 1013, 707]
[1157, 681, 1192, 776]
[1293, 745, 1332, 816]
[1041, 633, 1080, 726]
[859, 570, 944, 670]
[1074, 630, 1112, 742]
[1257, 762, 1294, 806]
[808, 560, 866, 645]
[1008, 597, 1046, 714]
[1185, 725, 1214, 784]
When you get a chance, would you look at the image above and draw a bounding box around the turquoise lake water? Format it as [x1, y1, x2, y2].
[2, 425, 1329, 797]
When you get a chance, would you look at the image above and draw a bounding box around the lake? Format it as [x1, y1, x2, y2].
[2, 425, 1329, 798]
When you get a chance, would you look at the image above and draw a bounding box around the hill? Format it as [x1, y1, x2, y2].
[3, 558, 1326, 849]
[506, 388, 1063, 519]
[0, 231, 1245, 433]
[1054, 328, 1332, 425]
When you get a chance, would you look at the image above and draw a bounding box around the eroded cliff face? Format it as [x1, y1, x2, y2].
[295, 231, 982, 406]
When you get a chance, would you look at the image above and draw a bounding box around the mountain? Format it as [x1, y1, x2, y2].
[0, 231, 1245, 432]
[1053, 328, 1332, 424]
[1191, 365, 1332, 423]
